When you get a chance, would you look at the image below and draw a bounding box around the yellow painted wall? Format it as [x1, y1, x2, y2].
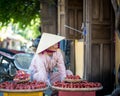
[115, 32, 120, 85]
[75, 40, 84, 78]
[4, 92, 43, 96]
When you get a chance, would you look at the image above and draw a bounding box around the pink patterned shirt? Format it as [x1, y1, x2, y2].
[29, 49, 66, 83]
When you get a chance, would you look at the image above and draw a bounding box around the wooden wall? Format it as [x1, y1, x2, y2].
[40, 1, 57, 34]
[66, 0, 83, 39]
[84, 0, 115, 95]
[58, 0, 83, 39]
[58, 0, 83, 73]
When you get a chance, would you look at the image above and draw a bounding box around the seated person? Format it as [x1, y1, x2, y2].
[29, 33, 73, 85]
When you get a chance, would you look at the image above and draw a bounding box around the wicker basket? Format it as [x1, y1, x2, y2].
[51, 85, 103, 91]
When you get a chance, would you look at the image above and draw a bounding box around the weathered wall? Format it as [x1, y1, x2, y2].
[115, 32, 120, 85]
[75, 40, 84, 78]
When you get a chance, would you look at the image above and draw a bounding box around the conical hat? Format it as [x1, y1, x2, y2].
[36, 33, 65, 54]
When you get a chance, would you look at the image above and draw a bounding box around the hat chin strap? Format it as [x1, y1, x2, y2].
[45, 49, 56, 53]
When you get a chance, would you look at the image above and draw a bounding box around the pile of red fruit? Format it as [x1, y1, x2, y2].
[13, 70, 30, 83]
[52, 75, 102, 89]
[65, 75, 81, 79]
[0, 80, 47, 90]
[53, 80, 102, 88]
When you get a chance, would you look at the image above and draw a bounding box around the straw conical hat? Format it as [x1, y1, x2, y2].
[36, 33, 65, 54]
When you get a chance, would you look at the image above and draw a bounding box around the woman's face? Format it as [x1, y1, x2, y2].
[47, 43, 59, 51]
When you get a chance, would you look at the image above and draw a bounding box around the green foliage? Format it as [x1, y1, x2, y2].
[11, 17, 41, 40]
[18, 17, 41, 40]
[0, 0, 56, 39]
[0, 0, 41, 39]
[0, 0, 40, 28]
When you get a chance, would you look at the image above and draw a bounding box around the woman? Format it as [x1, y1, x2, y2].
[29, 33, 72, 84]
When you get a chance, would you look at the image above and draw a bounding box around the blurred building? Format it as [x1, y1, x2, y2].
[0, 32, 28, 51]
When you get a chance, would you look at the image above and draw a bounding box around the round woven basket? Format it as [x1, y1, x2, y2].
[0, 86, 49, 92]
[51, 85, 103, 91]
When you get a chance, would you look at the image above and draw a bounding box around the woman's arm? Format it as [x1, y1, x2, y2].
[56, 49, 66, 80]
[29, 54, 48, 82]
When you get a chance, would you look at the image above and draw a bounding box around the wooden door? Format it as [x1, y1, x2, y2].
[66, 0, 83, 39]
[58, 0, 83, 39]
[58, 0, 83, 73]
[84, 0, 115, 95]
[40, 1, 57, 34]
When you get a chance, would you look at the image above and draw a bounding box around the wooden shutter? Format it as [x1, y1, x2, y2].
[40, 1, 57, 34]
